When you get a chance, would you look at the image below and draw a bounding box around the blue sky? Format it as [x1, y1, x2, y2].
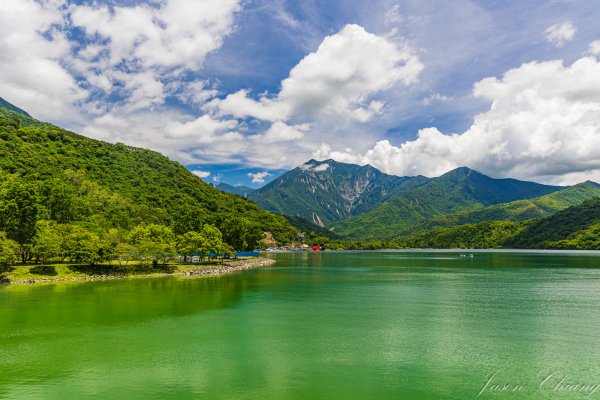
[1, 0, 600, 187]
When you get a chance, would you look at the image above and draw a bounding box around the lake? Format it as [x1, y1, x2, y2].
[2, 250, 600, 399]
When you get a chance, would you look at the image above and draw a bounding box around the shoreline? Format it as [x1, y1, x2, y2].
[2, 257, 276, 286]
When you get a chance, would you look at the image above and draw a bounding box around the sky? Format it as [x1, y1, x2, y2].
[1, 0, 600, 187]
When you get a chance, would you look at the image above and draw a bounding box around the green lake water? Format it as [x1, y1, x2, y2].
[2, 250, 600, 399]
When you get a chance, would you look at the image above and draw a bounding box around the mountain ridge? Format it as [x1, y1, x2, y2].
[216, 182, 255, 197]
[0, 97, 30, 117]
[248, 159, 430, 226]
[332, 166, 564, 240]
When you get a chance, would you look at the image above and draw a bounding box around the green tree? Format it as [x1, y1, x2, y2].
[220, 217, 262, 251]
[0, 232, 18, 272]
[0, 182, 38, 263]
[201, 224, 225, 260]
[178, 231, 207, 262]
[128, 224, 176, 266]
[32, 220, 61, 264]
[61, 224, 102, 264]
[38, 179, 77, 223]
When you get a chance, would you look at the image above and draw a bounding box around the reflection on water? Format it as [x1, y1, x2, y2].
[1, 251, 600, 399]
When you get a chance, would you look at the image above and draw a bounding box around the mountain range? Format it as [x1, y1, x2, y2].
[2, 96, 598, 249]
[231, 158, 599, 242]
[247, 159, 430, 226]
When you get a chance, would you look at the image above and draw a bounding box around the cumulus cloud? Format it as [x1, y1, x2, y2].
[191, 170, 211, 179]
[81, 110, 247, 165]
[69, 0, 240, 70]
[0, 0, 241, 120]
[248, 172, 271, 184]
[300, 161, 330, 172]
[68, 0, 240, 110]
[544, 21, 576, 47]
[316, 56, 600, 184]
[588, 40, 600, 56]
[206, 24, 423, 123]
[0, 0, 87, 120]
[250, 121, 310, 143]
[421, 93, 451, 105]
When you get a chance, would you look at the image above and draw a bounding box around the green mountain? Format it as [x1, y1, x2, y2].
[400, 197, 600, 250]
[0, 105, 297, 247]
[400, 221, 525, 249]
[406, 181, 600, 235]
[280, 214, 339, 239]
[0, 97, 30, 117]
[216, 183, 255, 197]
[248, 159, 430, 226]
[507, 197, 600, 249]
[333, 167, 563, 240]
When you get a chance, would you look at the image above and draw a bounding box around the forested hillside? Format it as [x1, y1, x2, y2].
[0, 105, 297, 266]
[403, 181, 600, 236]
[399, 197, 600, 249]
[507, 197, 600, 249]
[333, 167, 563, 240]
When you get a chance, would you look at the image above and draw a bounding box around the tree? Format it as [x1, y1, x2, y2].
[220, 217, 262, 252]
[216, 243, 235, 264]
[38, 179, 77, 223]
[201, 224, 224, 261]
[0, 182, 38, 263]
[128, 224, 176, 266]
[32, 220, 61, 264]
[178, 231, 207, 262]
[102, 228, 130, 265]
[0, 232, 18, 272]
[60, 224, 102, 264]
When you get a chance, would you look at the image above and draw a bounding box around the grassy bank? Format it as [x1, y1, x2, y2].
[0, 257, 275, 285]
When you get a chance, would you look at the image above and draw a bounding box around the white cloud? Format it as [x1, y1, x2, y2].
[385, 5, 403, 25]
[588, 40, 600, 56]
[80, 110, 246, 165]
[250, 121, 310, 143]
[207, 24, 423, 123]
[0, 0, 241, 120]
[248, 171, 271, 184]
[421, 93, 451, 105]
[544, 21, 576, 47]
[171, 80, 219, 106]
[70, 0, 240, 69]
[68, 0, 241, 110]
[316, 56, 600, 184]
[0, 0, 87, 120]
[191, 170, 210, 179]
[300, 161, 330, 172]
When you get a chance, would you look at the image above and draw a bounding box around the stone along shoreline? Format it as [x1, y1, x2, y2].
[3, 257, 276, 285]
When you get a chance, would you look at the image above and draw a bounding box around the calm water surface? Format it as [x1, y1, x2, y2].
[2, 251, 600, 399]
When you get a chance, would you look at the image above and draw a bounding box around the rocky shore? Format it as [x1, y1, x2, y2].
[4, 258, 276, 285]
[182, 258, 276, 276]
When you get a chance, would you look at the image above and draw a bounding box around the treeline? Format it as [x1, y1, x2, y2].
[0, 178, 266, 269]
[0, 220, 237, 271]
